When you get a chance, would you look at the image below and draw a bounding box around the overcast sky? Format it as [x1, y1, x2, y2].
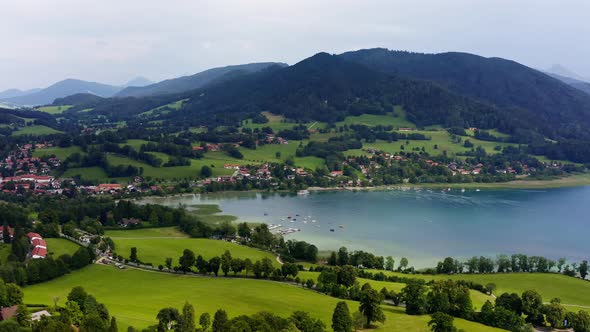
[1, 0, 589, 91]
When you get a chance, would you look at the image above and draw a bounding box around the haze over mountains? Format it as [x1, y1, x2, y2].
[0, 76, 152, 107]
[114, 62, 287, 98]
[0, 63, 285, 107]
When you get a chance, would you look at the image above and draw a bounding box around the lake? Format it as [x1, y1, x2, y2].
[139, 186, 590, 267]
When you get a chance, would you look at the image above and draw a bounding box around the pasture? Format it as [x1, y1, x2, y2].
[105, 227, 275, 268]
[364, 270, 590, 310]
[36, 105, 73, 114]
[45, 238, 81, 258]
[32, 146, 83, 160]
[11, 125, 63, 136]
[23, 264, 503, 331]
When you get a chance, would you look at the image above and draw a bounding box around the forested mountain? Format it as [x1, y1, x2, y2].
[68, 51, 590, 145]
[53, 93, 105, 106]
[339, 48, 590, 140]
[158, 53, 516, 130]
[115, 62, 287, 98]
[0, 79, 122, 106]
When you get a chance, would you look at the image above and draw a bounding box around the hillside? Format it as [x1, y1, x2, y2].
[167, 53, 503, 129]
[0, 78, 122, 106]
[115, 62, 287, 98]
[52, 93, 105, 106]
[339, 48, 590, 141]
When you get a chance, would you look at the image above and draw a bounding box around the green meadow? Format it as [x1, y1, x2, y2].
[62, 166, 109, 181]
[36, 105, 73, 114]
[364, 270, 590, 310]
[45, 238, 81, 258]
[11, 125, 63, 136]
[23, 265, 503, 331]
[32, 145, 83, 160]
[297, 271, 494, 310]
[335, 111, 415, 129]
[105, 227, 276, 268]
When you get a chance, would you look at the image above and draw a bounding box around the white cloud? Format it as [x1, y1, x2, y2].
[1, 0, 589, 90]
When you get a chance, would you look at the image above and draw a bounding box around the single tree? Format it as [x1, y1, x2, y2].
[130, 247, 138, 262]
[157, 307, 180, 331]
[385, 256, 395, 271]
[109, 317, 118, 332]
[209, 256, 221, 276]
[220, 250, 232, 276]
[212, 309, 228, 332]
[165, 257, 173, 270]
[428, 312, 458, 332]
[402, 281, 428, 315]
[199, 312, 211, 332]
[179, 249, 196, 273]
[580, 260, 589, 279]
[332, 301, 352, 332]
[399, 257, 409, 271]
[178, 302, 195, 332]
[522, 289, 544, 325]
[359, 287, 385, 327]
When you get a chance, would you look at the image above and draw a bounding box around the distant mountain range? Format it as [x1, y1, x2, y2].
[115, 62, 287, 98]
[0, 63, 285, 107]
[545, 64, 589, 82]
[0, 88, 42, 99]
[544, 72, 590, 96]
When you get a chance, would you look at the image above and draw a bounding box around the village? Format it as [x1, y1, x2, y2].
[0, 140, 574, 197]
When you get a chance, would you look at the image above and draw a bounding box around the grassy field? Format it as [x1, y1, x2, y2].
[105, 227, 275, 268]
[242, 112, 303, 132]
[11, 125, 63, 136]
[336, 111, 415, 129]
[36, 105, 73, 114]
[23, 265, 503, 331]
[297, 271, 494, 310]
[345, 130, 517, 158]
[0, 244, 11, 264]
[45, 238, 81, 258]
[62, 166, 109, 181]
[106, 154, 233, 179]
[32, 146, 83, 160]
[140, 99, 187, 117]
[364, 270, 590, 309]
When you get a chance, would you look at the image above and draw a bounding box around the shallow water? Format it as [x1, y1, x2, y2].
[139, 186, 590, 267]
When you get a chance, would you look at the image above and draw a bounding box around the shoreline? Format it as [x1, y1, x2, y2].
[307, 172, 590, 192]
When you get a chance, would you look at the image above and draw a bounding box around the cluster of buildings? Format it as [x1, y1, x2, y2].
[0, 174, 61, 193]
[27, 232, 47, 259]
[0, 143, 60, 174]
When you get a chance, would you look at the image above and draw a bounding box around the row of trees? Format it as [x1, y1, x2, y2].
[0, 246, 95, 286]
[434, 255, 589, 279]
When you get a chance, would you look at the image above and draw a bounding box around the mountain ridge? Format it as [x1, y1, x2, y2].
[115, 62, 288, 98]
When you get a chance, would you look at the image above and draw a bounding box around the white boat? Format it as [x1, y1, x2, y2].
[476, 189, 481, 192]
[297, 190, 309, 195]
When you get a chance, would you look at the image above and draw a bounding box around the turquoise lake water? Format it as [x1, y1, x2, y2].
[140, 186, 590, 267]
